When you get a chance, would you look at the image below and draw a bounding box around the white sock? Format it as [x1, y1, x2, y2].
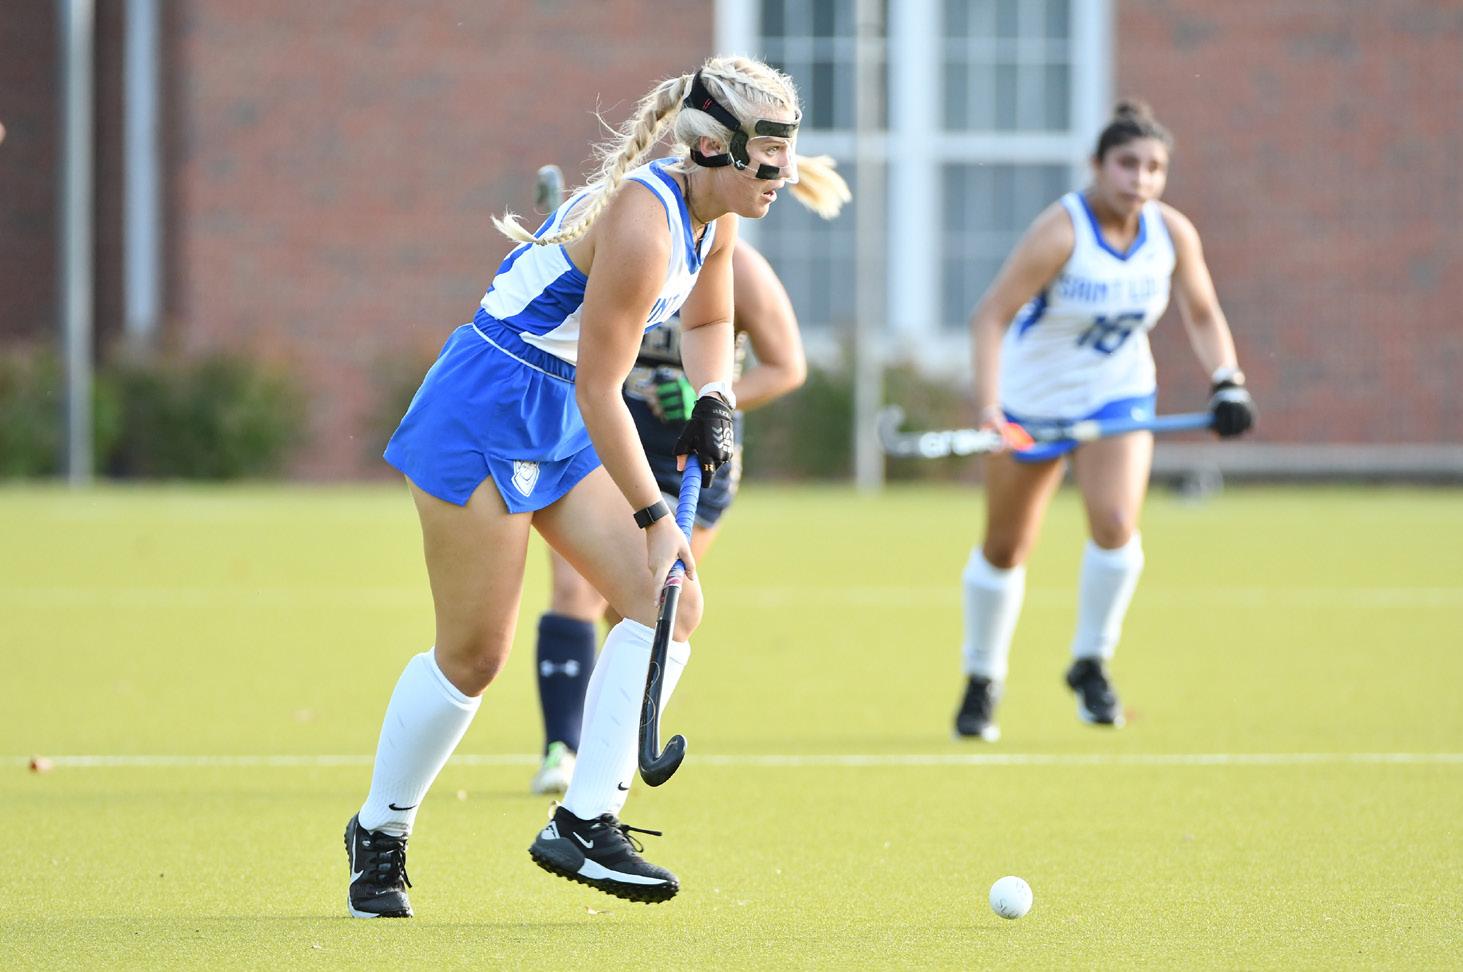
[358, 649, 480, 837]
[961, 549, 1026, 682]
[562, 619, 690, 820]
[1071, 535, 1145, 661]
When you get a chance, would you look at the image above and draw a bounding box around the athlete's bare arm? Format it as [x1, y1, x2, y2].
[1161, 202, 1239, 378]
[575, 184, 678, 514]
[729, 240, 805, 411]
[676, 213, 738, 399]
[968, 202, 1076, 418]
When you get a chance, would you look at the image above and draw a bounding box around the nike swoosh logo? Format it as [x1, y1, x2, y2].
[616, 783, 629, 791]
[573, 833, 594, 849]
[350, 869, 364, 884]
[388, 803, 417, 812]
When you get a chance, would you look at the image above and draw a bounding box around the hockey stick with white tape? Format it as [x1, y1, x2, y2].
[877, 405, 1213, 459]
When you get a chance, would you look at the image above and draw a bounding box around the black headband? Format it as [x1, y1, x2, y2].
[681, 70, 798, 180]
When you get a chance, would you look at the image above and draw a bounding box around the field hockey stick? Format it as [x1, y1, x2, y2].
[876, 406, 1018, 459]
[534, 164, 566, 211]
[1025, 410, 1214, 443]
[638, 459, 701, 787]
[877, 405, 1215, 459]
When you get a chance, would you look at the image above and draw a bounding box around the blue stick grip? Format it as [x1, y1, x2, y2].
[674, 459, 702, 547]
[1111, 412, 1214, 436]
[1153, 412, 1214, 433]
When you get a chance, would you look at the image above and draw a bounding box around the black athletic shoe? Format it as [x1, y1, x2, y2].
[1065, 658, 1125, 727]
[344, 814, 413, 918]
[529, 805, 679, 904]
[953, 675, 1002, 741]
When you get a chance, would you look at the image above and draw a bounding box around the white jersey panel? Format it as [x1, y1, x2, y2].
[479, 158, 716, 367]
[1000, 192, 1176, 419]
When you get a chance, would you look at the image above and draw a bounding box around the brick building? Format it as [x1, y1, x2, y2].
[2, 1, 1459, 478]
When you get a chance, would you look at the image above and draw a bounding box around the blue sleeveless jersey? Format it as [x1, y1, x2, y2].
[384, 158, 717, 510]
[480, 158, 717, 366]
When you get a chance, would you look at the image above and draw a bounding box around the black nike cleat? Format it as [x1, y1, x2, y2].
[344, 814, 413, 918]
[529, 805, 679, 903]
[953, 675, 1002, 741]
[1065, 658, 1125, 727]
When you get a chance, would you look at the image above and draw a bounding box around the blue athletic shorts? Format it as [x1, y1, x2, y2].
[1004, 392, 1157, 464]
[384, 312, 601, 511]
[627, 395, 742, 528]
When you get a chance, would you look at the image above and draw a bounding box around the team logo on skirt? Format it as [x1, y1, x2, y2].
[512, 460, 540, 497]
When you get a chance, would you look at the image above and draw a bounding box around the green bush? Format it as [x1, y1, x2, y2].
[0, 347, 64, 477]
[742, 361, 856, 480]
[101, 353, 305, 479]
[365, 344, 439, 466]
[0, 345, 307, 480]
[742, 357, 975, 482]
[0, 346, 123, 477]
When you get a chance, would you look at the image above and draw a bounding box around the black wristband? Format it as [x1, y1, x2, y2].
[633, 499, 670, 529]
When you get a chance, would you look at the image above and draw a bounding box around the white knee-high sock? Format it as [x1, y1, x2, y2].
[562, 619, 690, 820]
[1071, 535, 1145, 661]
[962, 549, 1026, 682]
[358, 649, 480, 837]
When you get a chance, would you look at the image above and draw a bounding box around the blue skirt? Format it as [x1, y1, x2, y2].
[1005, 392, 1158, 464]
[384, 313, 602, 511]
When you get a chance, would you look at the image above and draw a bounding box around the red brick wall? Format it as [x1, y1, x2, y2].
[0, 6, 60, 343]
[171, 0, 711, 477]
[0, 1, 135, 351]
[1121, 1, 1462, 442]
[6, 2, 1456, 477]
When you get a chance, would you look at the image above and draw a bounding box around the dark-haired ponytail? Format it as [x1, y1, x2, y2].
[1094, 98, 1173, 161]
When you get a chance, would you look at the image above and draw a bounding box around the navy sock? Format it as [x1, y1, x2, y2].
[535, 613, 598, 754]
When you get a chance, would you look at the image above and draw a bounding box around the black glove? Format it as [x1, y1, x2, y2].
[1209, 378, 1255, 438]
[673, 394, 735, 483]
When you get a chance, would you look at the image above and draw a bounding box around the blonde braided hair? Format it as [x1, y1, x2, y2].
[788, 154, 852, 220]
[493, 56, 802, 246]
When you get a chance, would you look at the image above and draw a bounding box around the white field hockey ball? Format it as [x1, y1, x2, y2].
[989, 875, 1033, 919]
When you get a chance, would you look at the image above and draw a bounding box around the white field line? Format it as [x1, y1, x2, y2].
[8, 752, 1463, 770]
[3, 585, 1461, 610]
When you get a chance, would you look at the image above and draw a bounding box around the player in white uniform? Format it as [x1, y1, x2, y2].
[343, 56, 811, 918]
[953, 100, 1255, 741]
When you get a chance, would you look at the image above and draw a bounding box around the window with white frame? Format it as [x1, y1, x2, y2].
[749, 1, 882, 335]
[723, 0, 1108, 360]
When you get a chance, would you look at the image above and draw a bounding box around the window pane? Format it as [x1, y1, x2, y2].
[1045, 0, 1070, 40]
[942, 61, 967, 130]
[994, 62, 1018, 130]
[1044, 63, 1070, 130]
[1018, 63, 1044, 132]
[761, 0, 784, 39]
[969, 0, 997, 38]
[943, 0, 968, 37]
[996, 0, 1021, 40]
[760, 0, 885, 132]
[755, 168, 861, 332]
[812, 0, 835, 38]
[811, 59, 836, 128]
[942, 0, 1071, 133]
[941, 163, 1071, 329]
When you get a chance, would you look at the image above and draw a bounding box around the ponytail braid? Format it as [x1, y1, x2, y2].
[493, 74, 693, 246]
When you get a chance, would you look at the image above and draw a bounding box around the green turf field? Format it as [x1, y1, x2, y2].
[5, 484, 1461, 969]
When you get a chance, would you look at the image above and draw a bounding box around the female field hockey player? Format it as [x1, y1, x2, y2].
[343, 57, 839, 917]
[952, 100, 1255, 742]
[529, 227, 847, 795]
